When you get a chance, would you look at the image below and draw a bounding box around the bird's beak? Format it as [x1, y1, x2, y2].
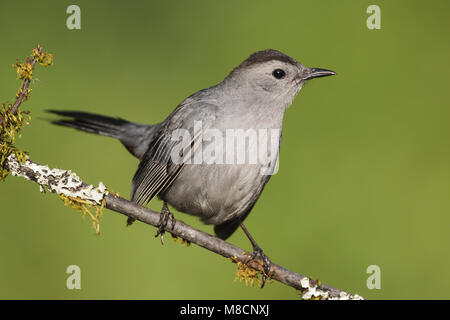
[303, 68, 336, 80]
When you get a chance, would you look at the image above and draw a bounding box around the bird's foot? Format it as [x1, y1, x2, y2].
[155, 202, 175, 245]
[239, 223, 272, 288]
[248, 245, 272, 288]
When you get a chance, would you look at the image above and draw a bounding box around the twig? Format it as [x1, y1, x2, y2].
[10, 46, 43, 115]
[0, 46, 43, 126]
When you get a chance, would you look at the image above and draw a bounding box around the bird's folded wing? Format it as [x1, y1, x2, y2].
[130, 98, 218, 205]
[130, 128, 202, 205]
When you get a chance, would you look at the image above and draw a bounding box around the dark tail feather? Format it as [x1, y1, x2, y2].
[47, 110, 129, 139]
[214, 218, 241, 240]
[126, 217, 136, 226]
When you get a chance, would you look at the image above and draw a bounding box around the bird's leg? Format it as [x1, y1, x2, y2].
[155, 201, 175, 245]
[240, 223, 272, 288]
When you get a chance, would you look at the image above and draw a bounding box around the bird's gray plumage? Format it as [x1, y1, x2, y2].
[48, 49, 335, 240]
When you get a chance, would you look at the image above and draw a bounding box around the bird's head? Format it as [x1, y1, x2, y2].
[224, 49, 336, 108]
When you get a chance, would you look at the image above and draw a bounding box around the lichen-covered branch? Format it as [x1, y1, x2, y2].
[5, 153, 107, 233]
[6, 154, 107, 203]
[4, 153, 363, 300]
[0, 44, 52, 180]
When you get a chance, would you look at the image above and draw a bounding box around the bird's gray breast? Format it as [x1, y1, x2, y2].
[160, 96, 284, 225]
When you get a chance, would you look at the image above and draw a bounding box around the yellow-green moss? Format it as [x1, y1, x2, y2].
[60, 194, 106, 235]
[230, 255, 273, 288]
[1, 44, 52, 181]
[0, 104, 30, 181]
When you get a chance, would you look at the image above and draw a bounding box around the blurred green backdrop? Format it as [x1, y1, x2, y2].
[1, 0, 450, 299]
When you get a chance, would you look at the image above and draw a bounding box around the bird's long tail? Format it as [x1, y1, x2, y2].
[47, 110, 157, 160]
[47, 110, 129, 139]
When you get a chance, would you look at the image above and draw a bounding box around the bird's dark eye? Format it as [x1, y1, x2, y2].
[272, 69, 286, 79]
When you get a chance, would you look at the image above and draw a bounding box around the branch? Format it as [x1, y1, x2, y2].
[0, 45, 49, 126]
[10, 46, 42, 115]
[4, 153, 363, 300]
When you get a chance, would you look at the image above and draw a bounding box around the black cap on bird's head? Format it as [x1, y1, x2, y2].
[234, 49, 336, 81]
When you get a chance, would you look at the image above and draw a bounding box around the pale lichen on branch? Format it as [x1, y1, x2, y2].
[5, 154, 108, 234]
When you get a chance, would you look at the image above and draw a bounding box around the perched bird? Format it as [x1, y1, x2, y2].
[49, 49, 335, 284]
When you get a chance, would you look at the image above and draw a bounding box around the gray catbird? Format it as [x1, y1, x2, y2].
[49, 49, 335, 282]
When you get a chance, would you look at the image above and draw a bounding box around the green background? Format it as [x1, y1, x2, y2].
[1, 0, 450, 299]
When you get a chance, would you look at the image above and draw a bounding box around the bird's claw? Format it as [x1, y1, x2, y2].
[155, 203, 175, 245]
[248, 246, 272, 288]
